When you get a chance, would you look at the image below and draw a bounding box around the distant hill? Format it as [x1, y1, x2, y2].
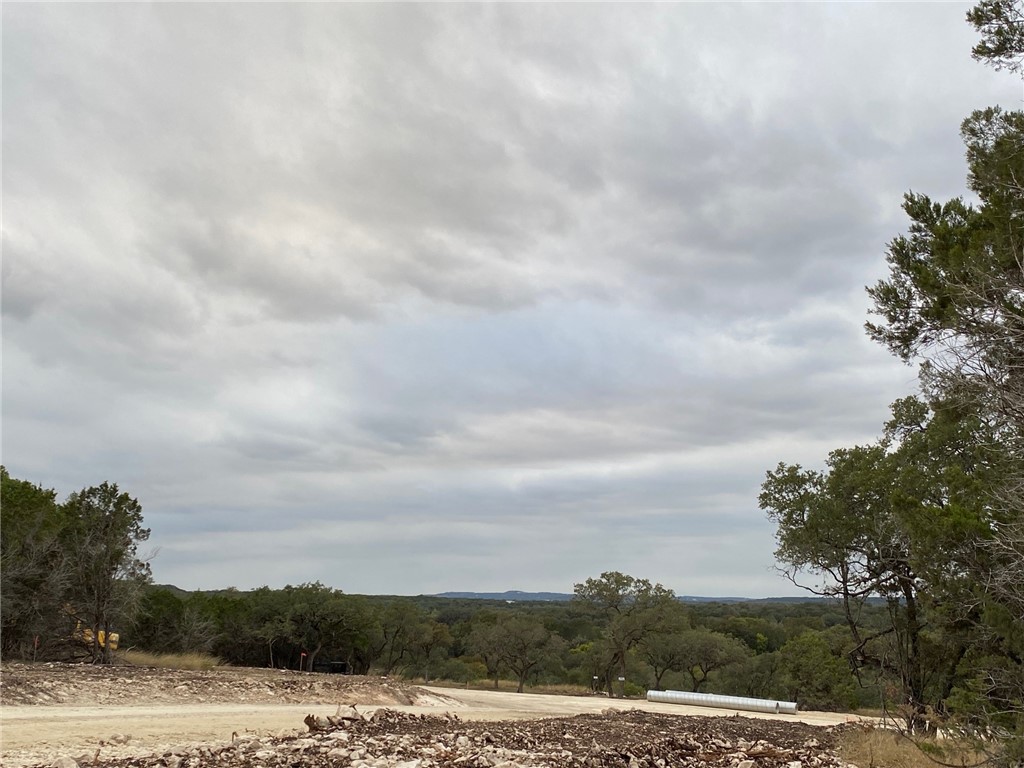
[433, 590, 573, 602]
[154, 584, 846, 605]
[150, 583, 192, 598]
[432, 590, 840, 604]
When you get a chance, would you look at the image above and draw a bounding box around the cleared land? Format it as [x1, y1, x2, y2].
[0, 663, 867, 767]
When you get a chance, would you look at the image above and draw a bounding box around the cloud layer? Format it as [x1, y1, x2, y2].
[3, 3, 1017, 596]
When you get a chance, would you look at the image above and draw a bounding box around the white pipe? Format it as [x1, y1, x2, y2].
[647, 689, 798, 715]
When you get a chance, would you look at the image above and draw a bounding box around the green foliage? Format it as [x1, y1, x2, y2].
[759, 405, 1003, 728]
[717, 651, 780, 700]
[777, 632, 857, 711]
[762, 5, 1024, 759]
[371, 600, 430, 675]
[673, 628, 750, 692]
[0, 471, 152, 664]
[493, 614, 565, 693]
[467, 613, 509, 688]
[637, 601, 692, 689]
[573, 571, 677, 697]
[0, 467, 67, 659]
[968, 0, 1024, 73]
[131, 588, 188, 654]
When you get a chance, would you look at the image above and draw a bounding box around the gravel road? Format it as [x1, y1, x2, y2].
[0, 663, 868, 767]
[1, 686, 865, 766]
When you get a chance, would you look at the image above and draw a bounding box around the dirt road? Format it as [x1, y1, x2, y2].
[0, 686, 865, 766]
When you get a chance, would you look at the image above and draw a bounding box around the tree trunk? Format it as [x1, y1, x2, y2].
[307, 643, 323, 672]
[653, 668, 666, 690]
[101, 618, 113, 664]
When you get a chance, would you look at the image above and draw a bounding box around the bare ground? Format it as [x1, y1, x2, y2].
[0, 663, 866, 768]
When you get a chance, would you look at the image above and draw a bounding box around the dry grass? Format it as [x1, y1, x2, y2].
[117, 650, 223, 670]
[839, 727, 986, 768]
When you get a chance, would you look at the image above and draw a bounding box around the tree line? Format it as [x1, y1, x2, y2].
[4, 454, 1010, 727]
[759, 1, 1023, 762]
[1, 468, 151, 664]
[0, 477, 885, 714]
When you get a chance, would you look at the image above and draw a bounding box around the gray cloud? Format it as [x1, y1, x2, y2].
[2, 2, 1014, 596]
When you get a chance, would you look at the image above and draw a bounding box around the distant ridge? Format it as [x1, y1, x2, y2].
[153, 584, 840, 605]
[432, 590, 835, 604]
[434, 590, 573, 602]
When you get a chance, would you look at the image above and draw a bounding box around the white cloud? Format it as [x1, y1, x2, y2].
[2, 1, 1015, 597]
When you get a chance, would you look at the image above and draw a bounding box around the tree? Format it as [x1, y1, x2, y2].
[496, 615, 565, 693]
[199, 591, 263, 667]
[718, 651, 781, 700]
[283, 582, 365, 671]
[968, 0, 1024, 73]
[573, 572, 677, 696]
[637, 601, 692, 690]
[676, 629, 750, 692]
[61, 482, 152, 663]
[864, 24, 1023, 752]
[467, 616, 508, 689]
[777, 632, 856, 711]
[248, 586, 295, 668]
[0, 468, 69, 659]
[759, 408, 1001, 731]
[409, 617, 453, 683]
[867, 107, 1024, 612]
[131, 587, 186, 654]
[374, 600, 428, 676]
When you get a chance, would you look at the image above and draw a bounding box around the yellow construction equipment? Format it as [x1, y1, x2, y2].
[75, 622, 119, 651]
[63, 604, 120, 653]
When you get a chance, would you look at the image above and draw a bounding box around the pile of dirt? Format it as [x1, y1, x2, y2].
[0, 662, 438, 707]
[39, 708, 858, 768]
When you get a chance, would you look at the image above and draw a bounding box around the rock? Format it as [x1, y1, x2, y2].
[737, 762, 756, 768]
[50, 758, 78, 768]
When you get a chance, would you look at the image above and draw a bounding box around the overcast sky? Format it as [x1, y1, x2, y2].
[3, 3, 1020, 598]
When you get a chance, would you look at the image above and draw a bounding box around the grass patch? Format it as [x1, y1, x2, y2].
[839, 727, 985, 768]
[117, 650, 223, 670]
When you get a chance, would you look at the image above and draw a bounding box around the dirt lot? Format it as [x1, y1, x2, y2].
[0, 663, 865, 768]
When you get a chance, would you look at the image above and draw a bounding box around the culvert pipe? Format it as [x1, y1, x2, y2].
[646, 689, 798, 715]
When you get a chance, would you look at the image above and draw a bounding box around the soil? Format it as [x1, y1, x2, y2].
[0, 662, 437, 707]
[0, 663, 864, 768]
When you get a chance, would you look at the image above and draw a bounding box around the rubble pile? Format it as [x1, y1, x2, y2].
[36, 708, 857, 768]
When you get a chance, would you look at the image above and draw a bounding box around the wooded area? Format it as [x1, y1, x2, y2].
[0, 489, 892, 711]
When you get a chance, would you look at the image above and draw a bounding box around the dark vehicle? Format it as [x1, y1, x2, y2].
[312, 660, 349, 674]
